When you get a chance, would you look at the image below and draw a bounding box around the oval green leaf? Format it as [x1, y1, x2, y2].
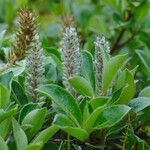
[22, 108, 46, 140]
[93, 105, 131, 129]
[12, 118, 28, 150]
[38, 84, 82, 126]
[0, 136, 8, 150]
[81, 51, 96, 92]
[69, 76, 94, 97]
[128, 97, 150, 113]
[102, 54, 127, 94]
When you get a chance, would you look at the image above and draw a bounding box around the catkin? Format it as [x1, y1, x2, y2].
[60, 26, 81, 94]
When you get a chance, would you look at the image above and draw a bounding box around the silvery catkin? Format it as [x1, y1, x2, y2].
[26, 13, 44, 103]
[60, 27, 81, 94]
[94, 35, 110, 94]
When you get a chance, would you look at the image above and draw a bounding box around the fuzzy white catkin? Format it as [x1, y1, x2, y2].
[60, 27, 81, 93]
[26, 33, 44, 102]
[94, 35, 110, 94]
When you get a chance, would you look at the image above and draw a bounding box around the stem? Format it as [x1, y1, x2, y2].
[110, 29, 126, 54]
[110, 10, 134, 54]
[67, 134, 70, 150]
[122, 114, 130, 150]
[102, 136, 106, 150]
[102, 130, 107, 150]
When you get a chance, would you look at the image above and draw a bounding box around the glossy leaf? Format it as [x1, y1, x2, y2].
[38, 84, 82, 126]
[0, 71, 13, 89]
[115, 69, 134, 104]
[84, 105, 130, 131]
[88, 15, 108, 36]
[128, 97, 150, 113]
[11, 80, 28, 105]
[19, 103, 40, 124]
[69, 76, 94, 97]
[22, 108, 46, 139]
[0, 105, 18, 123]
[25, 143, 42, 150]
[81, 51, 96, 92]
[82, 103, 90, 124]
[0, 83, 10, 109]
[0, 71, 13, 109]
[0, 118, 11, 139]
[102, 54, 127, 93]
[93, 105, 131, 129]
[0, 136, 8, 150]
[134, 1, 149, 22]
[12, 118, 28, 150]
[53, 114, 88, 141]
[32, 125, 59, 145]
[83, 106, 106, 131]
[136, 50, 150, 76]
[139, 86, 150, 98]
[53, 114, 76, 127]
[89, 97, 109, 109]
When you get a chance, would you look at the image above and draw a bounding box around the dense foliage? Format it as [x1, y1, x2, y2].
[0, 0, 150, 150]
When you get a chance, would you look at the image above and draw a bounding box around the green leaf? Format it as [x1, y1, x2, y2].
[88, 15, 108, 36]
[130, 65, 138, 76]
[0, 105, 18, 123]
[22, 108, 46, 140]
[0, 136, 8, 150]
[19, 103, 40, 124]
[83, 103, 90, 124]
[128, 97, 150, 113]
[134, 135, 150, 150]
[73, 5, 93, 27]
[83, 105, 106, 131]
[32, 125, 59, 146]
[108, 88, 123, 105]
[12, 118, 28, 150]
[115, 69, 134, 104]
[0, 83, 10, 109]
[44, 47, 62, 80]
[64, 127, 88, 141]
[0, 71, 13, 89]
[139, 86, 150, 98]
[93, 105, 131, 129]
[11, 80, 28, 105]
[105, 0, 127, 14]
[69, 76, 94, 97]
[0, 71, 13, 109]
[102, 54, 127, 94]
[136, 50, 150, 76]
[44, 47, 61, 60]
[25, 143, 42, 150]
[134, 1, 149, 22]
[0, 118, 11, 139]
[38, 84, 82, 126]
[84, 105, 130, 131]
[53, 114, 76, 127]
[53, 114, 88, 141]
[81, 51, 96, 92]
[89, 97, 109, 109]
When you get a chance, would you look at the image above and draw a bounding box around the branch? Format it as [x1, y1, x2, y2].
[110, 10, 133, 54]
[110, 28, 126, 54]
[110, 31, 137, 54]
[117, 33, 135, 49]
